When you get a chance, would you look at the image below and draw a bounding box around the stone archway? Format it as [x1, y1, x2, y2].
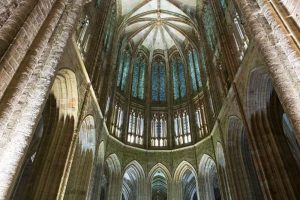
[246, 67, 300, 199]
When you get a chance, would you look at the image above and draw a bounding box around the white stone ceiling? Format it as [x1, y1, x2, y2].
[120, 0, 197, 53]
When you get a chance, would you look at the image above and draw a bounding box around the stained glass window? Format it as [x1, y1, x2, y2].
[103, 4, 116, 52]
[132, 54, 146, 100]
[152, 58, 166, 102]
[172, 55, 186, 100]
[117, 50, 131, 92]
[188, 50, 202, 92]
[203, 3, 217, 50]
[219, 0, 227, 12]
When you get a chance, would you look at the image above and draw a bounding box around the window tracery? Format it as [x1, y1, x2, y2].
[127, 110, 144, 145]
[151, 113, 168, 147]
[112, 104, 124, 138]
[231, 8, 249, 60]
[77, 15, 90, 54]
[174, 110, 191, 145]
[195, 102, 208, 138]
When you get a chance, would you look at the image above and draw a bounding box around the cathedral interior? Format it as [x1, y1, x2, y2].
[0, 0, 300, 199]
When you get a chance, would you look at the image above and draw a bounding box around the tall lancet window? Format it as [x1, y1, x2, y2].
[231, 8, 249, 60]
[171, 54, 186, 100]
[103, 3, 116, 52]
[218, 0, 227, 12]
[77, 15, 90, 54]
[203, 3, 217, 51]
[111, 104, 124, 138]
[151, 114, 167, 147]
[152, 58, 166, 102]
[117, 50, 131, 92]
[188, 49, 202, 91]
[195, 102, 208, 138]
[132, 54, 145, 100]
[127, 110, 144, 145]
[174, 110, 191, 145]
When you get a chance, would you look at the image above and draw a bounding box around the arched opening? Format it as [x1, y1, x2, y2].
[174, 161, 199, 200]
[12, 69, 78, 199]
[121, 161, 145, 200]
[104, 154, 122, 200]
[149, 163, 171, 200]
[247, 67, 300, 199]
[226, 116, 261, 199]
[65, 115, 96, 199]
[198, 154, 221, 200]
[216, 142, 231, 199]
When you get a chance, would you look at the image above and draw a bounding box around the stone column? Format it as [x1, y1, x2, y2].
[0, 0, 84, 198]
[236, 0, 300, 141]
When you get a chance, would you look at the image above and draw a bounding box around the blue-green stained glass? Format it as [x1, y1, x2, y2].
[178, 60, 186, 97]
[117, 52, 124, 87]
[193, 50, 202, 88]
[152, 63, 159, 101]
[121, 53, 130, 91]
[219, 0, 226, 11]
[200, 47, 207, 76]
[159, 63, 166, 101]
[132, 62, 139, 97]
[188, 51, 197, 91]
[103, 5, 116, 51]
[138, 62, 145, 100]
[203, 4, 217, 50]
[172, 62, 179, 100]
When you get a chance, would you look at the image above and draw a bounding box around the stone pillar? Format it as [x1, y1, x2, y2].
[236, 0, 300, 142]
[0, 0, 84, 198]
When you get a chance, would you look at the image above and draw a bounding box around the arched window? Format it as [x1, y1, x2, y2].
[117, 50, 131, 92]
[152, 57, 166, 102]
[111, 104, 124, 138]
[103, 3, 116, 52]
[132, 54, 146, 100]
[188, 49, 202, 91]
[77, 15, 90, 54]
[171, 54, 186, 100]
[231, 7, 249, 60]
[128, 110, 144, 145]
[151, 113, 167, 147]
[203, 3, 217, 50]
[174, 110, 191, 145]
[195, 102, 208, 138]
[218, 0, 227, 12]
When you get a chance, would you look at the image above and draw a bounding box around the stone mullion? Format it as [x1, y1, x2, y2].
[165, 52, 172, 149]
[186, 52, 198, 143]
[0, 0, 83, 197]
[145, 56, 152, 149]
[123, 53, 137, 144]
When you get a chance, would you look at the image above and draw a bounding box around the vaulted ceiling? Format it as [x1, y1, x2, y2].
[119, 0, 200, 54]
